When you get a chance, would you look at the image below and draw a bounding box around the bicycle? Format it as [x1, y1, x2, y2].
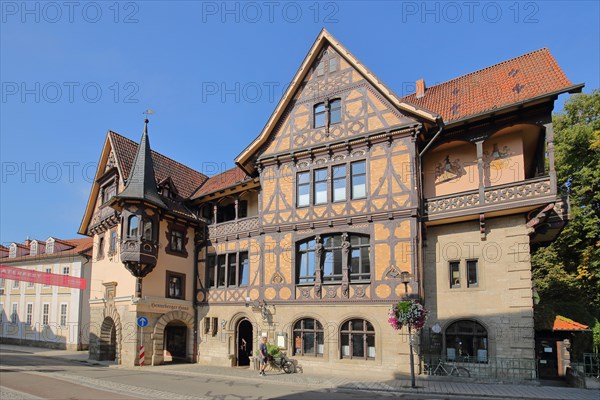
[265, 352, 295, 374]
[431, 359, 470, 377]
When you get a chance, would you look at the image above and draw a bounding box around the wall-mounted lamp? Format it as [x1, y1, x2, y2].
[245, 297, 269, 322]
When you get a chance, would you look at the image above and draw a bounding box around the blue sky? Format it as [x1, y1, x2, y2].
[1, 0, 598, 244]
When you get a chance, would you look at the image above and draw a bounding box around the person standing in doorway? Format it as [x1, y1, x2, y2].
[259, 335, 268, 376]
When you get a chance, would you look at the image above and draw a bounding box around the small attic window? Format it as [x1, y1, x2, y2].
[316, 62, 324, 77]
[46, 238, 54, 254]
[30, 241, 38, 256]
[9, 243, 17, 258]
[329, 58, 337, 72]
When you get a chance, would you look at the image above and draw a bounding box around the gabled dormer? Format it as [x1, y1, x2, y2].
[9, 242, 28, 258]
[158, 176, 178, 200]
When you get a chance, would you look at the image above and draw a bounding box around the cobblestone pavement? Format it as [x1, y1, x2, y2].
[0, 386, 44, 400]
[1, 344, 598, 400]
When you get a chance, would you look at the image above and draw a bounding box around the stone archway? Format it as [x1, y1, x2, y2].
[91, 306, 122, 363]
[151, 310, 194, 365]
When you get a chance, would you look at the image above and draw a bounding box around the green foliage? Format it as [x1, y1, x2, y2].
[267, 343, 281, 357]
[593, 320, 600, 354]
[532, 90, 600, 353]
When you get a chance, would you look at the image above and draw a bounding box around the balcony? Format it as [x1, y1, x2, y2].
[424, 176, 556, 221]
[89, 204, 119, 233]
[208, 216, 259, 239]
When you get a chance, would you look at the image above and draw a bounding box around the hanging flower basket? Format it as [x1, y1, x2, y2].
[388, 300, 429, 331]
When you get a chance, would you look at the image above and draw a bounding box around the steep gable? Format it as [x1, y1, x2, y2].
[235, 29, 438, 173]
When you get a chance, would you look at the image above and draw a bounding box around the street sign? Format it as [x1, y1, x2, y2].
[137, 316, 149, 328]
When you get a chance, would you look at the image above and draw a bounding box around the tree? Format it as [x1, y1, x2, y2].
[531, 90, 600, 352]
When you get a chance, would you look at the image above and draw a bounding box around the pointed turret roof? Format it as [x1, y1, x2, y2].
[113, 119, 166, 209]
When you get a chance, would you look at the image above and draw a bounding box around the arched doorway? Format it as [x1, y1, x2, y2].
[236, 319, 253, 366]
[164, 320, 187, 363]
[99, 317, 116, 361]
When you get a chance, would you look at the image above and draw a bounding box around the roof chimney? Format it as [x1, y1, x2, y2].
[25, 237, 31, 247]
[416, 79, 426, 98]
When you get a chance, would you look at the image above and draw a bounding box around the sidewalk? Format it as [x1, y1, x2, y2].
[1, 344, 597, 400]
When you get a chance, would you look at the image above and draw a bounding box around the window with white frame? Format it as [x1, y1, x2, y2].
[46, 239, 54, 254]
[12, 279, 19, 289]
[11, 303, 18, 324]
[350, 160, 367, 199]
[26, 303, 33, 325]
[62, 266, 70, 275]
[42, 303, 50, 325]
[60, 304, 68, 326]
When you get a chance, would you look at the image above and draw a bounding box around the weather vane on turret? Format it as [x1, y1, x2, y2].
[142, 109, 155, 123]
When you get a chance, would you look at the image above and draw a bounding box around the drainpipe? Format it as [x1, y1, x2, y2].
[416, 117, 444, 375]
[192, 227, 200, 364]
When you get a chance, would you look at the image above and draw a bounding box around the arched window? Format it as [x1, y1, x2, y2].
[128, 215, 139, 237]
[340, 319, 375, 360]
[445, 320, 488, 362]
[293, 318, 324, 357]
[142, 220, 153, 241]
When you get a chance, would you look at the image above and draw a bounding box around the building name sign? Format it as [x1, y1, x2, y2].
[135, 300, 191, 314]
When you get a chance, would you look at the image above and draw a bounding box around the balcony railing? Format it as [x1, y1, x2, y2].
[424, 177, 555, 220]
[208, 216, 259, 238]
[89, 205, 119, 229]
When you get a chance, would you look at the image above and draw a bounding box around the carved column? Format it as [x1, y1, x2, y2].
[234, 197, 239, 221]
[544, 122, 557, 192]
[314, 235, 323, 298]
[341, 233, 350, 298]
[213, 204, 218, 225]
[476, 140, 485, 205]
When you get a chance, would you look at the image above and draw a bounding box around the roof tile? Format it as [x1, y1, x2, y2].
[403, 48, 575, 123]
[109, 131, 207, 199]
[192, 167, 251, 198]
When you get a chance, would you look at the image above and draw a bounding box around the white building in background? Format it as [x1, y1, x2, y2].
[0, 237, 93, 350]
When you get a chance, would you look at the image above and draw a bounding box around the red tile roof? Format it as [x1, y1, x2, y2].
[553, 315, 589, 331]
[2, 237, 93, 262]
[403, 48, 576, 123]
[109, 131, 208, 199]
[191, 167, 251, 199]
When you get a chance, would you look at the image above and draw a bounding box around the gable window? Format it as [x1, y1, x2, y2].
[351, 161, 367, 199]
[128, 215, 139, 237]
[445, 320, 488, 362]
[467, 260, 478, 287]
[316, 62, 324, 76]
[313, 168, 328, 205]
[297, 238, 316, 283]
[170, 230, 184, 252]
[166, 271, 185, 300]
[46, 239, 54, 254]
[102, 183, 116, 204]
[322, 235, 343, 282]
[293, 318, 324, 357]
[330, 99, 341, 124]
[340, 319, 375, 360]
[297, 172, 310, 207]
[314, 103, 326, 128]
[30, 241, 38, 256]
[449, 261, 460, 288]
[329, 58, 337, 73]
[332, 165, 347, 202]
[142, 220, 153, 241]
[350, 235, 370, 280]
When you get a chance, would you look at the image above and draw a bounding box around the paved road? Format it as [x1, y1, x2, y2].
[0, 348, 519, 400]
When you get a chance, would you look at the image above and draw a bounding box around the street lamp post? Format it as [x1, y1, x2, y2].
[401, 271, 416, 388]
